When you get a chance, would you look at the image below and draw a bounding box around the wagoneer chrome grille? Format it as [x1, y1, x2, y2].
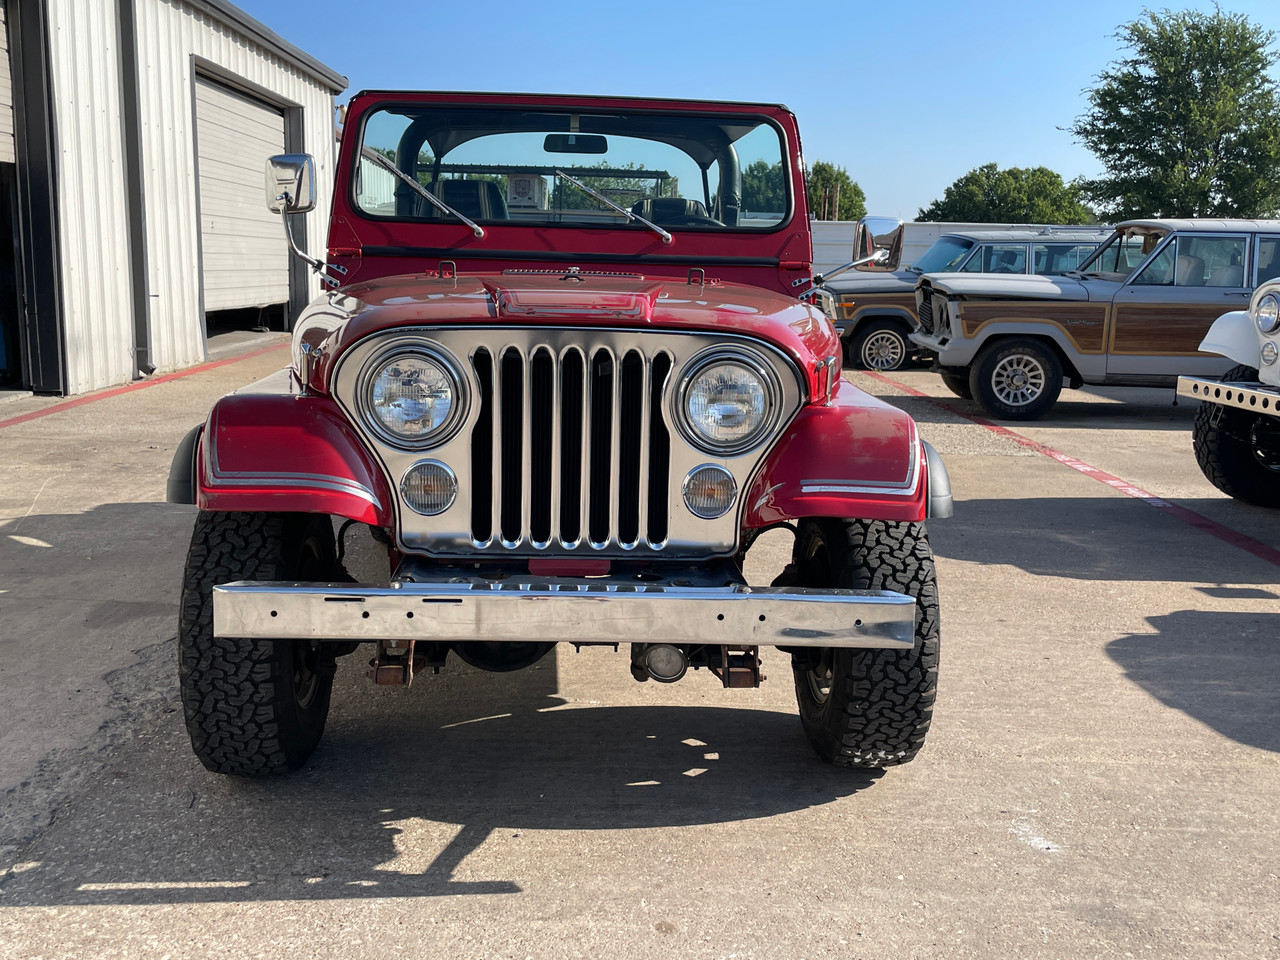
[331, 328, 805, 560]
[469, 344, 673, 550]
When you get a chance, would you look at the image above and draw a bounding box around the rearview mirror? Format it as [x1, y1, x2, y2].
[853, 216, 904, 272]
[543, 134, 608, 155]
[265, 154, 316, 214]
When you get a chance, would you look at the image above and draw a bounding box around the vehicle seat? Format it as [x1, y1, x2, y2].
[1207, 263, 1244, 287]
[1176, 255, 1207, 285]
[418, 180, 509, 220]
[990, 250, 1019, 273]
[630, 197, 710, 223]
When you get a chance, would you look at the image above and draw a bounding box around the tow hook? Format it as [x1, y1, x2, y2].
[368, 638, 417, 686]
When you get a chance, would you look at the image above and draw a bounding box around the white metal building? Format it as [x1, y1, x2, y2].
[0, 0, 345, 395]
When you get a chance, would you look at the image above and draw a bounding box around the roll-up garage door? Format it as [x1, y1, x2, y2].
[0, 4, 15, 165]
[195, 77, 288, 312]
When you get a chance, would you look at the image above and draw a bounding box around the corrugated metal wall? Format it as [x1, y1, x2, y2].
[46, 0, 136, 394]
[42, 0, 339, 393]
[0, 3, 15, 165]
[133, 0, 337, 379]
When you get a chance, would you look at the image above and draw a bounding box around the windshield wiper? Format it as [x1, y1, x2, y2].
[360, 147, 485, 238]
[554, 169, 672, 245]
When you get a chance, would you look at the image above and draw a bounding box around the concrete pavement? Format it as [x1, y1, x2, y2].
[0, 354, 1277, 959]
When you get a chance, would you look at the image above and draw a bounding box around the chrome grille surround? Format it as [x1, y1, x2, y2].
[331, 327, 805, 559]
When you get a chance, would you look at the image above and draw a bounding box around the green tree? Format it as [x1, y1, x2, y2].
[806, 161, 867, 221]
[741, 159, 786, 215]
[917, 163, 1095, 223]
[1070, 7, 1280, 219]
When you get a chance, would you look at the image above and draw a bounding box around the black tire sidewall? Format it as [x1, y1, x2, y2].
[178, 511, 336, 774]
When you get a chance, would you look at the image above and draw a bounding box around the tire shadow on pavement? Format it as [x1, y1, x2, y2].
[0, 648, 879, 907]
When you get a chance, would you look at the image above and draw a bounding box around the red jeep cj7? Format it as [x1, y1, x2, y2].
[167, 91, 952, 776]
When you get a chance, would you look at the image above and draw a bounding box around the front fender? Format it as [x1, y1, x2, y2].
[1199, 310, 1258, 368]
[744, 380, 951, 525]
[194, 369, 393, 525]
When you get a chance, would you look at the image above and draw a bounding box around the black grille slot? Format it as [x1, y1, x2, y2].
[647, 352, 672, 545]
[529, 348, 555, 544]
[470, 348, 493, 542]
[617, 351, 644, 545]
[559, 349, 584, 543]
[499, 348, 524, 543]
[588, 350, 614, 545]
[468, 341, 676, 552]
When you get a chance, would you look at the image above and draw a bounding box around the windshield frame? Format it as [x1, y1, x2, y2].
[910, 236, 977, 274]
[347, 100, 795, 236]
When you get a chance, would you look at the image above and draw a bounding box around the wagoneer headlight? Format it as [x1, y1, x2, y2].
[1256, 293, 1280, 334]
[677, 348, 780, 455]
[364, 348, 465, 447]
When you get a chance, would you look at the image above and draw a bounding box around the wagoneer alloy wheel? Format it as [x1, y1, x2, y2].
[970, 339, 1063, 420]
[788, 518, 940, 768]
[853, 321, 910, 372]
[178, 512, 339, 776]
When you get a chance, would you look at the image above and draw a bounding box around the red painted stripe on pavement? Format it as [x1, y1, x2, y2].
[863, 370, 1280, 568]
[0, 342, 289, 431]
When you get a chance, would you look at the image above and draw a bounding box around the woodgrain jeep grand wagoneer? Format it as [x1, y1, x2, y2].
[826, 226, 1106, 372]
[913, 219, 1280, 419]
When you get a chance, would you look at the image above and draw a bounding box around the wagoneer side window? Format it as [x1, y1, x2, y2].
[1131, 235, 1247, 286]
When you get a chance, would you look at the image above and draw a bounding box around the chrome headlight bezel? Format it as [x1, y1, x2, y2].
[1255, 292, 1280, 334]
[674, 346, 783, 456]
[358, 343, 468, 450]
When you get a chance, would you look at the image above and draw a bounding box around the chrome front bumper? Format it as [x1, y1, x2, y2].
[1177, 376, 1280, 418]
[212, 579, 918, 649]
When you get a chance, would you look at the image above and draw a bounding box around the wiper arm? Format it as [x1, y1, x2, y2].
[360, 147, 484, 238]
[554, 169, 672, 245]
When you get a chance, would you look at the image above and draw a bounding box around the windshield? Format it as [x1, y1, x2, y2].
[910, 237, 975, 273]
[1077, 228, 1167, 278]
[354, 104, 789, 232]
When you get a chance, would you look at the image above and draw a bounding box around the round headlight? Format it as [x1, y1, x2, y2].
[1263, 341, 1278, 366]
[1256, 293, 1280, 334]
[679, 351, 778, 454]
[366, 351, 462, 446]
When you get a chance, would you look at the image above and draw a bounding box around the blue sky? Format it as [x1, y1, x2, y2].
[237, 0, 1280, 219]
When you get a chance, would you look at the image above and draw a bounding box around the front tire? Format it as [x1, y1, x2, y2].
[178, 511, 338, 776]
[970, 339, 1063, 420]
[938, 367, 973, 399]
[853, 320, 911, 372]
[1192, 365, 1280, 507]
[788, 518, 940, 768]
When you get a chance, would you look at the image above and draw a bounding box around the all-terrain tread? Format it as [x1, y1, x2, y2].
[1191, 365, 1280, 508]
[791, 519, 940, 768]
[178, 511, 331, 776]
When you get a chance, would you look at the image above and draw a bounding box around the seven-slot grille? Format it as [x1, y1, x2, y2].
[469, 344, 673, 551]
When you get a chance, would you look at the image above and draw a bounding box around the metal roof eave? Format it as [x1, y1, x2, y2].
[186, 0, 347, 93]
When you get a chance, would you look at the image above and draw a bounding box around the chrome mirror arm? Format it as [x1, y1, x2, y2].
[277, 195, 347, 288]
[791, 249, 889, 296]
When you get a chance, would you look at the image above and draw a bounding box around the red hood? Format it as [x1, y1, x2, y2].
[297, 271, 840, 399]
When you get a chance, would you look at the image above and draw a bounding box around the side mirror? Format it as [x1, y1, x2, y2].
[853, 216, 904, 272]
[265, 154, 316, 214]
